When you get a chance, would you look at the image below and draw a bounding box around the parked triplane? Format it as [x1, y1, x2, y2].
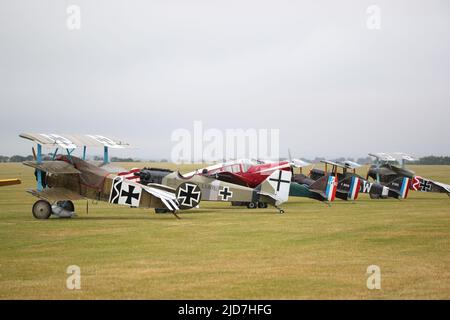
[20, 133, 183, 219]
[367, 152, 450, 197]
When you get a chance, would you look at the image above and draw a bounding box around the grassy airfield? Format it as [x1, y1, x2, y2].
[0, 162, 449, 299]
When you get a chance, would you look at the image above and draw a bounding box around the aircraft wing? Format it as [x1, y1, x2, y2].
[23, 161, 81, 174]
[111, 177, 180, 211]
[291, 158, 311, 168]
[19, 133, 130, 149]
[369, 153, 397, 162]
[27, 187, 85, 202]
[369, 152, 416, 162]
[0, 179, 21, 187]
[210, 171, 251, 187]
[433, 181, 450, 193]
[321, 159, 361, 170]
[341, 160, 361, 169]
[321, 159, 344, 167]
[393, 152, 417, 162]
[141, 184, 180, 211]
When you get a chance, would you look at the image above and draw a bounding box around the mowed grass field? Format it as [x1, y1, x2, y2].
[0, 162, 449, 299]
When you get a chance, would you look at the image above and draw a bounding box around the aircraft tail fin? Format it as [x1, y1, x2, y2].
[259, 169, 292, 204]
[387, 176, 410, 199]
[336, 176, 361, 201]
[310, 174, 337, 201]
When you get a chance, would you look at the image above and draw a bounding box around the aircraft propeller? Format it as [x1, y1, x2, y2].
[288, 148, 311, 169]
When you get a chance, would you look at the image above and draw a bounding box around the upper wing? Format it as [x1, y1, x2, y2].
[23, 161, 81, 174]
[341, 160, 362, 169]
[19, 133, 130, 149]
[392, 152, 417, 162]
[369, 153, 397, 162]
[291, 158, 311, 168]
[321, 159, 342, 167]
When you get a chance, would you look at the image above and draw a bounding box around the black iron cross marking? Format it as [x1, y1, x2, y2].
[269, 171, 291, 191]
[419, 179, 432, 192]
[121, 185, 140, 205]
[219, 186, 233, 201]
[178, 184, 200, 207]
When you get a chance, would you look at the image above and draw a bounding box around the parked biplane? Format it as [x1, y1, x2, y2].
[368, 152, 450, 197]
[304, 160, 361, 201]
[19, 133, 183, 219]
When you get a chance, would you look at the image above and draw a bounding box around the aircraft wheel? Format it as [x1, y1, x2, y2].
[57, 200, 75, 212]
[32, 200, 52, 219]
[246, 202, 257, 209]
[155, 208, 169, 214]
[258, 202, 268, 208]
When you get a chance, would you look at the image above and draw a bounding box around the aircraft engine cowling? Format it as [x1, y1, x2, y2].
[137, 168, 173, 185]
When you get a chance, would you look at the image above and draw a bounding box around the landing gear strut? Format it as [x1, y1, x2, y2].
[233, 201, 269, 209]
[57, 200, 75, 212]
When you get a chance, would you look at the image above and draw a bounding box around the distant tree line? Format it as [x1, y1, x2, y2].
[110, 157, 137, 162]
[414, 156, 450, 165]
[0, 155, 34, 162]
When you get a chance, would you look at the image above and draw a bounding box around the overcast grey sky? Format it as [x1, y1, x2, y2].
[1, 0, 449, 160]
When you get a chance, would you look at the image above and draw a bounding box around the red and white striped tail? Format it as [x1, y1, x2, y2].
[118, 168, 140, 183]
